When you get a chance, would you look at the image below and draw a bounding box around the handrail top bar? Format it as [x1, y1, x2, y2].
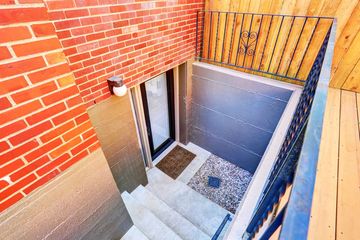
[197, 10, 335, 20]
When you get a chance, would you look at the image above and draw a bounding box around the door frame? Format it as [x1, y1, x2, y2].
[129, 65, 182, 168]
[140, 69, 175, 160]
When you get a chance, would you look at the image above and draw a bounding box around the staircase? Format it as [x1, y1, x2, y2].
[121, 167, 232, 240]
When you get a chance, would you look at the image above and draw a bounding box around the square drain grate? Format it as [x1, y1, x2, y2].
[208, 176, 221, 188]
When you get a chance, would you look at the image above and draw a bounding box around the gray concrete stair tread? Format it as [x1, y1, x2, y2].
[121, 226, 149, 240]
[131, 185, 210, 240]
[121, 192, 182, 240]
[146, 167, 230, 237]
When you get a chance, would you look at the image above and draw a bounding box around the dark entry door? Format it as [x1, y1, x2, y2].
[140, 70, 175, 160]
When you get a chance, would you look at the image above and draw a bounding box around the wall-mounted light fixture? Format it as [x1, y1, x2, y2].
[107, 76, 127, 97]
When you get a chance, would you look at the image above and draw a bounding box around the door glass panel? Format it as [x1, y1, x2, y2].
[144, 73, 170, 150]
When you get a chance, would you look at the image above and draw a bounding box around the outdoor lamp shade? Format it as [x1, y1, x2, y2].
[113, 85, 127, 96]
[107, 76, 127, 96]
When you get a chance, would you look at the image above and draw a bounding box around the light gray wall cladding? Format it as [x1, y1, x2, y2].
[190, 64, 292, 173]
[88, 95, 148, 193]
[0, 150, 132, 240]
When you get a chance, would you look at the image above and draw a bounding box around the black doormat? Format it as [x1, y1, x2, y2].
[156, 145, 196, 179]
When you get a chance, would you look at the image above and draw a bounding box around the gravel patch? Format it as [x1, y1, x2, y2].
[187, 154, 253, 213]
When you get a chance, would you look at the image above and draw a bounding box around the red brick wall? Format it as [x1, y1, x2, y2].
[0, 0, 203, 212]
[46, 0, 204, 107]
[0, 2, 99, 212]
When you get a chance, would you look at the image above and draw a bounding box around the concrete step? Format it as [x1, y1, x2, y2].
[146, 167, 230, 237]
[121, 191, 182, 240]
[121, 226, 149, 240]
[131, 185, 210, 240]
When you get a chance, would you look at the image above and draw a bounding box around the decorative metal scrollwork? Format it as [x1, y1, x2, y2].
[238, 31, 258, 56]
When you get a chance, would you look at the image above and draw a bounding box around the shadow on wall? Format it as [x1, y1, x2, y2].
[88, 94, 148, 193]
[189, 63, 293, 173]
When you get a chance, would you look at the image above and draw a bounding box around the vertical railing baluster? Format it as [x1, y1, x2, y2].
[276, 16, 295, 75]
[267, 16, 285, 72]
[258, 15, 274, 71]
[227, 12, 237, 64]
[250, 15, 263, 69]
[242, 14, 254, 67]
[207, 11, 213, 59]
[235, 13, 245, 66]
[285, 17, 308, 77]
[220, 12, 229, 62]
[294, 18, 321, 79]
[214, 12, 221, 62]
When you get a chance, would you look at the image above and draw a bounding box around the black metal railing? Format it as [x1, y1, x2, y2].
[194, 10, 336, 240]
[195, 11, 334, 83]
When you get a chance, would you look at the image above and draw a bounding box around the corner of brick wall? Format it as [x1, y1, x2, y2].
[0, 1, 100, 212]
[0, 0, 204, 212]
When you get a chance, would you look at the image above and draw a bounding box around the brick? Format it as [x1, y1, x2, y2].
[0, 100, 42, 126]
[28, 63, 70, 84]
[66, 95, 83, 108]
[50, 136, 81, 158]
[42, 85, 79, 105]
[0, 7, 48, 25]
[0, 173, 36, 200]
[63, 47, 77, 56]
[0, 141, 10, 152]
[70, 135, 97, 155]
[0, 140, 39, 166]
[10, 155, 50, 182]
[0, 0, 15, 5]
[0, 180, 9, 190]
[53, 105, 86, 126]
[68, 52, 90, 63]
[74, 112, 89, 125]
[0, 193, 23, 213]
[37, 153, 70, 176]
[0, 159, 25, 178]
[65, 9, 89, 18]
[24, 138, 61, 162]
[0, 97, 12, 111]
[71, 26, 93, 36]
[61, 36, 86, 48]
[86, 32, 105, 41]
[0, 46, 11, 61]
[0, 57, 45, 78]
[80, 16, 101, 26]
[59, 150, 88, 171]
[46, 0, 75, 10]
[18, 0, 43, 3]
[11, 81, 58, 104]
[31, 23, 56, 37]
[83, 56, 101, 67]
[0, 121, 27, 139]
[45, 52, 66, 65]
[12, 38, 61, 57]
[23, 169, 60, 195]
[0, 76, 28, 95]
[110, 5, 126, 13]
[40, 120, 75, 143]
[74, 0, 98, 7]
[57, 30, 71, 39]
[54, 19, 81, 30]
[63, 121, 92, 141]
[57, 74, 75, 87]
[90, 46, 109, 56]
[9, 121, 53, 146]
[26, 103, 66, 125]
[88, 141, 100, 153]
[82, 128, 96, 139]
